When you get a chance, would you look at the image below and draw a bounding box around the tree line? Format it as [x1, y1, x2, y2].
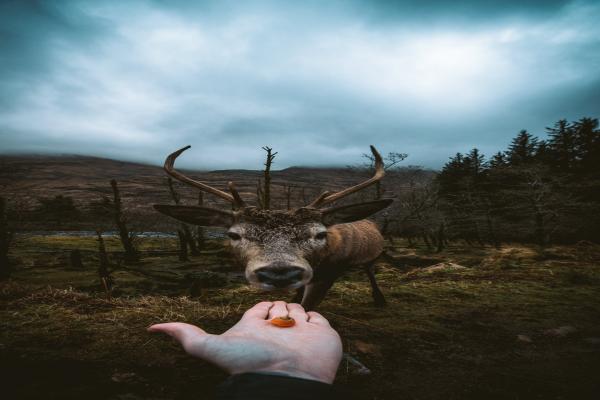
[386, 117, 599, 247]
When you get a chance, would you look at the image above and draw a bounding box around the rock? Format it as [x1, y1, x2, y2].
[543, 325, 577, 337]
[517, 334, 532, 343]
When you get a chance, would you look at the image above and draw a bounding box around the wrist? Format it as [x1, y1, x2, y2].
[239, 366, 336, 384]
[218, 373, 336, 400]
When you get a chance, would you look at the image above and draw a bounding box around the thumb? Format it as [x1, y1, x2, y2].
[148, 322, 210, 357]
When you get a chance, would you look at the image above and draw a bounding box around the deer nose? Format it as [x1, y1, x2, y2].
[255, 266, 304, 288]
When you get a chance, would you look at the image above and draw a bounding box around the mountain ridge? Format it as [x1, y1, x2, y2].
[0, 154, 435, 230]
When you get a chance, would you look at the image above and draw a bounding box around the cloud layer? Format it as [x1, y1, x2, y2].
[1, 0, 599, 169]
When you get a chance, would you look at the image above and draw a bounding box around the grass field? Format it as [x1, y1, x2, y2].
[1, 236, 599, 399]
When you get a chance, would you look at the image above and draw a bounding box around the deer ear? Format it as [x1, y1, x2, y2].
[321, 199, 393, 225]
[153, 205, 235, 227]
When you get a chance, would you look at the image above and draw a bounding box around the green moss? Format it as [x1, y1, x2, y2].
[15, 234, 189, 252]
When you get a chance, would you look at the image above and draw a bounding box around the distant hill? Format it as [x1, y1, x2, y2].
[0, 154, 435, 230]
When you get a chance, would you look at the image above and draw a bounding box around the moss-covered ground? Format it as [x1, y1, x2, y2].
[1, 236, 599, 399]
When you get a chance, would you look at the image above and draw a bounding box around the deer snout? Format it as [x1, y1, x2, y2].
[254, 265, 305, 289]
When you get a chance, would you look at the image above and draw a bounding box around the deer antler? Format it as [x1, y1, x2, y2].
[308, 145, 385, 208]
[163, 146, 245, 208]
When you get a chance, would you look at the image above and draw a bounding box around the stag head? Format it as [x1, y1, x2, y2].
[153, 146, 392, 291]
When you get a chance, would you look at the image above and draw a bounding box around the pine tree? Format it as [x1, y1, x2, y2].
[465, 148, 485, 176]
[546, 119, 576, 171]
[507, 130, 539, 165]
[488, 151, 507, 169]
[572, 117, 600, 174]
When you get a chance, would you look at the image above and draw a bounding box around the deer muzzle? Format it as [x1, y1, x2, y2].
[254, 263, 308, 289]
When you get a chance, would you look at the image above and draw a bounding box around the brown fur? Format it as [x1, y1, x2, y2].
[324, 220, 384, 266]
[296, 219, 387, 310]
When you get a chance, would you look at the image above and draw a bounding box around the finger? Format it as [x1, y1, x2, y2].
[307, 311, 331, 327]
[241, 301, 273, 321]
[268, 300, 288, 320]
[148, 322, 209, 356]
[287, 303, 309, 322]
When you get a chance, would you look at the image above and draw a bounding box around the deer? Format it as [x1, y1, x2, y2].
[153, 145, 393, 310]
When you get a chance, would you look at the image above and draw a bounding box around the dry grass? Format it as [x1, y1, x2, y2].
[2, 237, 600, 399]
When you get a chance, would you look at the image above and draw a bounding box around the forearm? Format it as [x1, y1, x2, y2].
[215, 373, 337, 400]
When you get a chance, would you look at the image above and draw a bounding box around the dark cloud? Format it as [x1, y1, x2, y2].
[0, 0, 598, 169]
[347, 0, 572, 22]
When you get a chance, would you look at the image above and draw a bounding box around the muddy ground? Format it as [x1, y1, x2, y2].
[1, 236, 600, 399]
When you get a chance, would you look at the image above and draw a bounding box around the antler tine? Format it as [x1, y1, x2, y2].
[308, 145, 385, 208]
[307, 191, 333, 208]
[163, 146, 241, 206]
[228, 181, 246, 208]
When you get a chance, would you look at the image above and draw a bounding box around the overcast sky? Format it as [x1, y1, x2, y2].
[1, 0, 599, 169]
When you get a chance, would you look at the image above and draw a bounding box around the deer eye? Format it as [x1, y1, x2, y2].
[227, 231, 242, 241]
[315, 231, 328, 240]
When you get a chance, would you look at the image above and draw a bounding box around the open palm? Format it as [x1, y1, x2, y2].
[148, 301, 343, 384]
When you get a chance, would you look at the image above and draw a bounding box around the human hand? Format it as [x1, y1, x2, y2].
[148, 301, 343, 384]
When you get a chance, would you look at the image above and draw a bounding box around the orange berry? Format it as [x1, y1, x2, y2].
[270, 316, 296, 328]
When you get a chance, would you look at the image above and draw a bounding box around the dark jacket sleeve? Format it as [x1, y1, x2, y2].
[215, 373, 339, 400]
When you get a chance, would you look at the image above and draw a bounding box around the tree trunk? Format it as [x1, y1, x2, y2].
[534, 208, 546, 246]
[436, 222, 445, 252]
[182, 226, 199, 255]
[0, 197, 13, 280]
[96, 231, 113, 299]
[422, 232, 432, 250]
[110, 179, 139, 263]
[485, 211, 500, 249]
[196, 192, 205, 250]
[178, 230, 189, 261]
[300, 187, 308, 204]
[167, 177, 200, 255]
[261, 147, 277, 210]
[256, 179, 264, 209]
[380, 217, 390, 236]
